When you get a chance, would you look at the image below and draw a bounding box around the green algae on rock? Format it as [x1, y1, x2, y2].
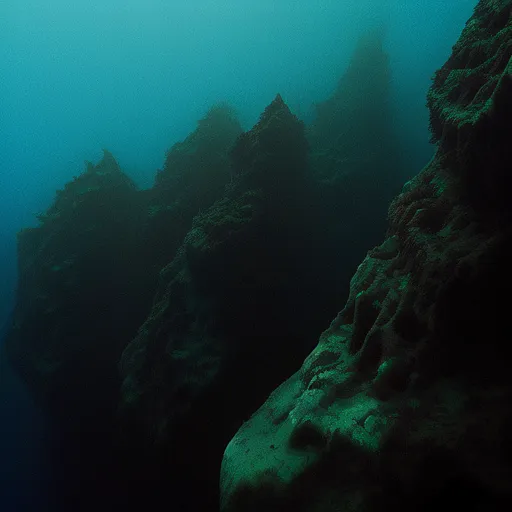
[220, 2, 512, 511]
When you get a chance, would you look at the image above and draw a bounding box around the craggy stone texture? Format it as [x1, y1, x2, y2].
[5, 30, 407, 511]
[427, 0, 512, 213]
[119, 95, 317, 509]
[6, 150, 144, 419]
[220, 3, 512, 511]
[140, 104, 243, 276]
[3, 107, 243, 509]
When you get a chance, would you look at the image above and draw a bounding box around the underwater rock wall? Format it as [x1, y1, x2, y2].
[118, 65, 405, 507]
[220, 1, 512, 511]
[2, 109, 244, 508]
[5, 150, 143, 418]
[5, 30, 407, 512]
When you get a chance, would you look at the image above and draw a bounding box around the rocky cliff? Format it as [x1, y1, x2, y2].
[220, 2, 512, 511]
[116, 33, 404, 506]
[5, 28, 406, 512]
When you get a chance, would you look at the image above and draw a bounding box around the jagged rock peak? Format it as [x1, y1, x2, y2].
[257, 93, 297, 127]
[155, 102, 242, 189]
[100, 148, 121, 172]
[85, 148, 122, 175]
[243, 93, 305, 148]
[230, 94, 307, 187]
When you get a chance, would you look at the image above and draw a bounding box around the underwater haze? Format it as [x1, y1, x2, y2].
[1, 0, 477, 510]
[1, 0, 475, 322]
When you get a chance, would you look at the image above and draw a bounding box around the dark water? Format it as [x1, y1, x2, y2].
[0, 333, 50, 512]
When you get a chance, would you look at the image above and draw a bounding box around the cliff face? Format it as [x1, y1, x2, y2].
[5, 151, 144, 420]
[6, 26, 407, 511]
[119, 95, 315, 509]
[220, 2, 512, 511]
[2, 109, 244, 508]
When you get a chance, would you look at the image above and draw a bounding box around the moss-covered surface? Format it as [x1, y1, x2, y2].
[220, 2, 512, 511]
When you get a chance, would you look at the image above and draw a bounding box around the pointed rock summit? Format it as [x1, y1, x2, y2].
[231, 94, 307, 191]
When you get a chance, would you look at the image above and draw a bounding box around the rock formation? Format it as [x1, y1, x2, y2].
[3, 107, 243, 508]
[118, 94, 315, 510]
[220, 2, 512, 511]
[5, 25, 408, 512]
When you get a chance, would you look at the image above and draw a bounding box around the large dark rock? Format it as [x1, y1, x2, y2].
[119, 94, 316, 510]
[5, 150, 144, 422]
[220, 2, 512, 511]
[2, 103, 243, 508]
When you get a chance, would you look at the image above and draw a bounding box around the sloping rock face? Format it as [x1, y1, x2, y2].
[3, 107, 243, 508]
[5, 151, 144, 419]
[220, 3, 512, 511]
[145, 104, 243, 270]
[119, 95, 318, 510]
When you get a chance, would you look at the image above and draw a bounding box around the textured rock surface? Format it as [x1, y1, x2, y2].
[4, 107, 242, 423]
[6, 29, 407, 511]
[220, 2, 512, 511]
[119, 95, 316, 509]
[5, 150, 143, 418]
[2, 108, 244, 508]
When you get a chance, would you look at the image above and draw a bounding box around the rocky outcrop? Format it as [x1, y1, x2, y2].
[2, 107, 244, 508]
[5, 27, 409, 512]
[5, 150, 143, 418]
[119, 95, 316, 509]
[138, 104, 243, 277]
[220, 2, 512, 511]
[4, 106, 243, 422]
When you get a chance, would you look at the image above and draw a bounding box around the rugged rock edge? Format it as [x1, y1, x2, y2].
[220, 3, 512, 511]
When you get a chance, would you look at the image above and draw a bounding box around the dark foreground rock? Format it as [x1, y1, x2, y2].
[220, 2, 512, 511]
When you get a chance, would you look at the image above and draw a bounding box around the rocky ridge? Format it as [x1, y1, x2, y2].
[220, 2, 512, 511]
